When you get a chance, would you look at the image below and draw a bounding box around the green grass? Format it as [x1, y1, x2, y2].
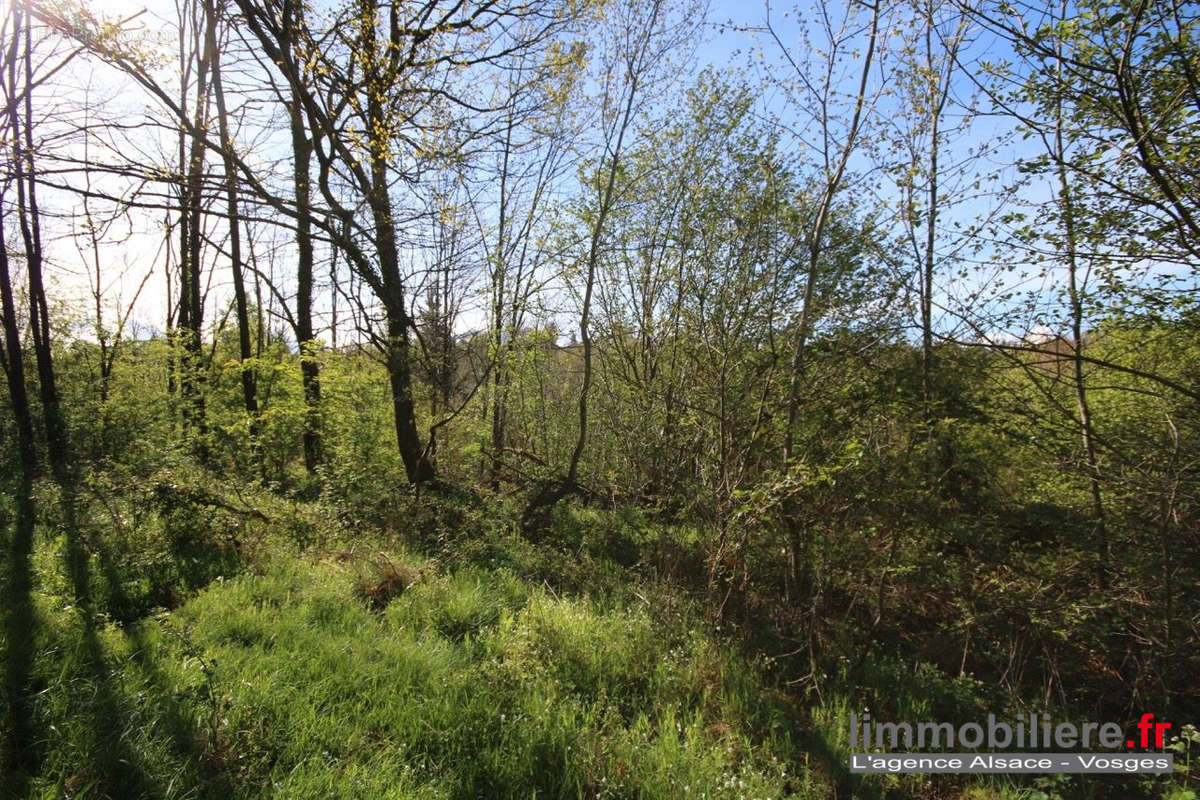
[7, 480, 1192, 799]
[8, 504, 806, 799]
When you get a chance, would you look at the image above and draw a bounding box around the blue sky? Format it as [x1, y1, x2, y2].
[33, 0, 1152, 346]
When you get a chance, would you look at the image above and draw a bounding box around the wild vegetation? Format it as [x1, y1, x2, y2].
[1, 0, 1198, 798]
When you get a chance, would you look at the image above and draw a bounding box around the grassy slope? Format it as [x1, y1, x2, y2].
[4, 482, 812, 799]
[6, 478, 1185, 799]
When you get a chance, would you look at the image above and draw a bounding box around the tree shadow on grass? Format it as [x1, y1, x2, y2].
[61, 470, 247, 798]
[4, 471, 198, 798]
[91, 539, 235, 798]
[63, 470, 235, 798]
[2, 482, 38, 797]
[797, 723, 885, 800]
[52, 475, 169, 798]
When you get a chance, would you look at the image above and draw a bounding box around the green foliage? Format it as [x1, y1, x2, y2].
[8, 507, 807, 799]
[0, 44, 1193, 800]
[316, 350, 410, 524]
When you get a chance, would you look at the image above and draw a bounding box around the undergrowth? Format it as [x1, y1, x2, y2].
[2, 472, 1195, 799]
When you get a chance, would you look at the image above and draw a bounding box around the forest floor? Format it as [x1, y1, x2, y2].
[0, 471, 1189, 799]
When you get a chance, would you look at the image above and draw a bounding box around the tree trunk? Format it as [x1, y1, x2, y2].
[361, 0, 434, 485]
[383, 292, 435, 484]
[1052, 18, 1108, 580]
[370, 141, 433, 483]
[207, 0, 260, 463]
[8, 5, 66, 473]
[282, 0, 322, 474]
[0, 223, 36, 483]
[178, 5, 213, 454]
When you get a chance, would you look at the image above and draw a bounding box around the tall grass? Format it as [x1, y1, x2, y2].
[12, 520, 805, 798]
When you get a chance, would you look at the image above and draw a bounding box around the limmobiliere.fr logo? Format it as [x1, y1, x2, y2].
[847, 711, 1177, 774]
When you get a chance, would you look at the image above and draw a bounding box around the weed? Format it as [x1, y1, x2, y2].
[352, 552, 426, 611]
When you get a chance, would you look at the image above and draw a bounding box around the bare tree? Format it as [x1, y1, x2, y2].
[204, 0, 260, 462]
[520, 0, 701, 530]
[0, 214, 36, 483]
[233, 0, 574, 485]
[764, 0, 886, 468]
[468, 49, 579, 489]
[174, 0, 215, 454]
[897, 0, 971, 430]
[5, 2, 70, 473]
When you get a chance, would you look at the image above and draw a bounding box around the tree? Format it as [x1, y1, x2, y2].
[0, 215, 36, 483]
[757, 0, 886, 469]
[4, 1, 69, 474]
[751, 0, 889, 624]
[1046, 0, 1110, 579]
[417, 179, 477, 470]
[280, 0, 323, 475]
[591, 73, 798, 507]
[75, 147, 153, 457]
[471, 48, 579, 489]
[888, 0, 972, 431]
[968, 0, 1200, 301]
[205, 0, 260, 467]
[234, 0, 574, 485]
[521, 0, 698, 528]
[174, 0, 215, 455]
[960, 0, 1200, 577]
